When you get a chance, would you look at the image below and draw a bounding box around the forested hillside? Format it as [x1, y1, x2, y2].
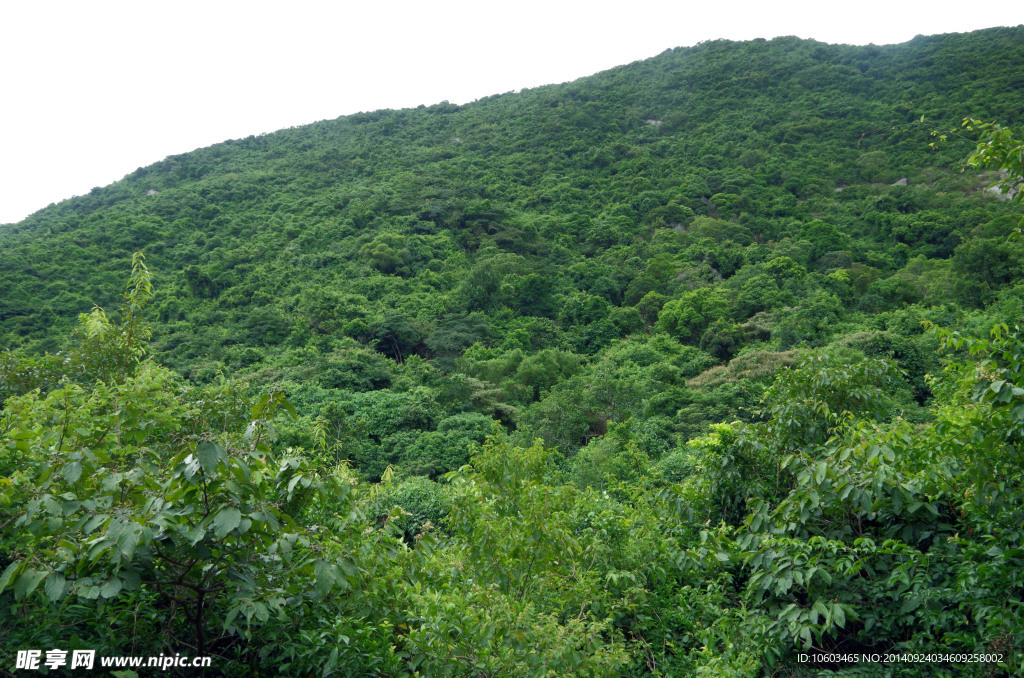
[2, 27, 1023, 676]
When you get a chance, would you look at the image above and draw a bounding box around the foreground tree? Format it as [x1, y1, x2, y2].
[962, 118, 1024, 203]
[675, 327, 1024, 675]
[0, 256, 405, 675]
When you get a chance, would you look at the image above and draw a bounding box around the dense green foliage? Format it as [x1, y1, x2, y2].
[2, 28, 1024, 675]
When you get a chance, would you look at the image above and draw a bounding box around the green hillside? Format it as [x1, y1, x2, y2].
[1, 27, 1023, 676]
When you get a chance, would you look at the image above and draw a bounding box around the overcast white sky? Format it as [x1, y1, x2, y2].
[0, 0, 1020, 224]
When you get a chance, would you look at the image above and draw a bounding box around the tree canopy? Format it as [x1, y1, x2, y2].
[2, 27, 1024, 676]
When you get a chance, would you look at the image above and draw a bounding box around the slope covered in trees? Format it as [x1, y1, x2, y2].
[1, 27, 1023, 676]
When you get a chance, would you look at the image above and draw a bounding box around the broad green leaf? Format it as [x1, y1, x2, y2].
[100, 578, 123, 598]
[196, 441, 223, 476]
[337, 558, 359, 580]
[63, 461, 83, 484]
[314, 559, 336, 595]
[833, 603, 847, 628]
[117, 526, 141, 558]
[213, 507, 242, 538]
[252, 393, 271, 419]
[186, 526, 206, 546]
[44, 572, 66, 602]
[14, 569, 47, 600]
[78, 585, 101, 599]
[120, 570, 141, 590]
[42, 495, 61, 515]
[0, 561, 20, 590]
[813, 461, 827, 485]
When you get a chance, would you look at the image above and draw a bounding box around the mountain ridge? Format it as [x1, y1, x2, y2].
[2, 26, 1022, 371]
[5, 26, 1022, 230]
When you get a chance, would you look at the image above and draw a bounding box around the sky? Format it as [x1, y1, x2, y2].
[1, 0, 1020, 224]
